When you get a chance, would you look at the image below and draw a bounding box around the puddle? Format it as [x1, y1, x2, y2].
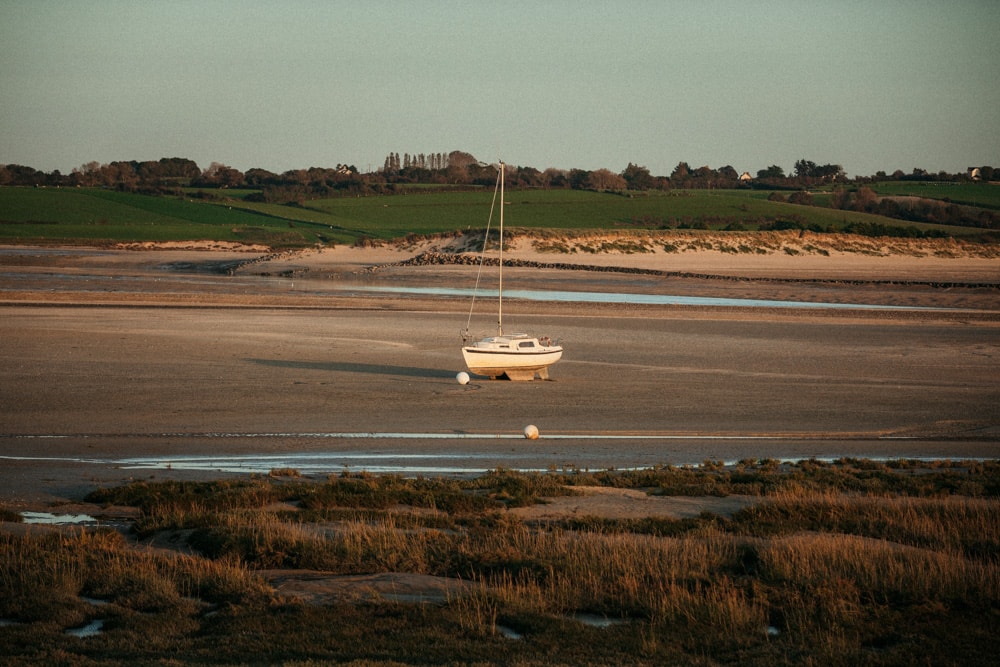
[21, 511, 98, 526]
[571, 613, 626, 628]
[65, 619, 104, 638]
[81, 597, 110, 607]
[494, 614, 623, 639]
[767, 625, 781, 637]
[341, 285, 949, 311]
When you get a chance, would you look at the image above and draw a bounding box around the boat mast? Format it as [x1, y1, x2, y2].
[497, 161, 504, 336]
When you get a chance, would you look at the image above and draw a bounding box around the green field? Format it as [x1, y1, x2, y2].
[0, 187, 339, 247]
[301, 188, 961, 236]
[868, 181, 1000, 209]
[0, 185, 990, 248]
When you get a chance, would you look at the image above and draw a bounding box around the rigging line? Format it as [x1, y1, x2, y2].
[464, 165, 504, 337]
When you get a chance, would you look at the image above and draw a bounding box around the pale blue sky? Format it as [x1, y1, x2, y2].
[2, 1, 997, 177]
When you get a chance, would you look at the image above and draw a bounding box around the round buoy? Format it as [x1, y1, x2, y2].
[456, 372, 470, 385]
[523, 424, 539, 440]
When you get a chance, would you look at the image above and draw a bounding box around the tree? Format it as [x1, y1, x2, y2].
[445, 163, 469, 184]
[541, 168, 568, 188]
[514, 166, 543, 187]
[814, 163, 844, 180]
[245, 168, 277, 186]
[3, 164, 45, 186]
[568, 168, 590, 190]
[194, 162, 244, 188]
[794, 159, 844, 181]
[586, 168, 626, 191]
[670, 161, 691, 181]
[467, 162, 497, 186]
[447, 151, 477, 168]
[830, 188, 850, 210]
[853, 186, 877, 212]
[621, 163, 654, 190]
[105, 161, 138, 190]
[757, 165, 785, 179]
[788, 190, 813, 205]
[717, 165, 739, 181]
[73, 161, 102, 187]
[794, 159, 817, 179]
[157, 157, 200, 180]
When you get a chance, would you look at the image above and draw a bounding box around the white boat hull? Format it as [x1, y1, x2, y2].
[462, 335, 563, 380]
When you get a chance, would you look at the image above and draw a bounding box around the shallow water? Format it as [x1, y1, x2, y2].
[21, 511, 98, 525]
[341, 285, 948, 310]
[572, 613, 626, 628]
[1, 427, 968, 479]
[65, 619, 104, 638]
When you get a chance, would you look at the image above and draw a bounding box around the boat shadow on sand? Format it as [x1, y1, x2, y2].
[246, 358, 456, 379]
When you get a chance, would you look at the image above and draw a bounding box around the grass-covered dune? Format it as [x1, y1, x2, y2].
[2, 460, 998, 665]
[1, 185, 991, 249]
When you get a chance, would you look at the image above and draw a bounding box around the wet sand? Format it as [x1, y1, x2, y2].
[1, 243, 998, 508]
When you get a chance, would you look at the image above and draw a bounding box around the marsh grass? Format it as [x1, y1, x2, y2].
[0, 507, 21, 523]
[2, 459, 998, 665]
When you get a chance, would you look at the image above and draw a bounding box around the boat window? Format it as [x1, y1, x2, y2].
[518, 341, 535, 348]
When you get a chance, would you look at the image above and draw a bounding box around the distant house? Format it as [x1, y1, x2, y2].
[738, 172, 753, 182]
[970, 167, 982, 181]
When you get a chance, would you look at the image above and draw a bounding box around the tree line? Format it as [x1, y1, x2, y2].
[1, 152, 994, 202]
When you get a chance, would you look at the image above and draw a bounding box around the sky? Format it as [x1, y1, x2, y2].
[2, 0, 998, 178]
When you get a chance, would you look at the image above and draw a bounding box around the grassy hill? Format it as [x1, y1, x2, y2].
[0, 185, 992, 249]
[0, 187, 338, 247]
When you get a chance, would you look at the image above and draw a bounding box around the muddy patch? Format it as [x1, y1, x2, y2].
[511, 486, 755, 521]
[264, 571, 477, 605]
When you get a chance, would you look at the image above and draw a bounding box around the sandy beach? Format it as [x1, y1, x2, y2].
[1, 237, 998, 510]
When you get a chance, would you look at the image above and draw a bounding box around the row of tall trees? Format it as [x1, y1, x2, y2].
[383, 152, 450, 172]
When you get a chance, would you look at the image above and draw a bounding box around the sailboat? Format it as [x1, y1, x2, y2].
[461, 161, 563, 381]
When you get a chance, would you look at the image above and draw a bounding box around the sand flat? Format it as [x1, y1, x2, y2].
[1, 240, 997, 507]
